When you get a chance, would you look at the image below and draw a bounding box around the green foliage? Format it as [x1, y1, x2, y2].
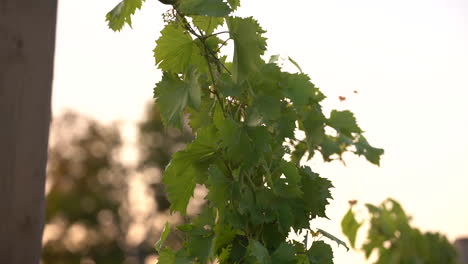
[341, 208, 361, 248]
[107, 0, 384, 263]
[153, 24, 205, 74]
[308, 241, 333, 264]
[155, 223, 172, 251]
[341, 199, 458, 264]
[179, 0, 231, 17]
[163, 126, 218, 213]
[106, 0, 144, 31]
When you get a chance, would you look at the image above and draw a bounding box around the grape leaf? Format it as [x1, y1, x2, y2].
[162, 126, 218, 214]
[328, 110, 362, 137]
[274, 201, 295, 232]
[218, 245, 232, 263]
[207, 165, 230, 210]
[154, 72, 201, 129]
[215, 118, 256, 164]
[275, 160, 302, 198]
[155, 222, 171, 251]
[187, 231, 214, 263]
[158, 248, 176, 264]
[354, 135, 384, 165]
[319, 136, 341, 161]
[271, 242, 297, 264]
[301, 106, 326, 155]
[300, 167, 333, 219]
[282, 73, 315, 108]
[214, 224, 237, 252]
[276, 105, 296, 140]
[106, 0, 144, 31]
[186, 66, 202, 109]
[341, 208, 361, 248]
[308, 241, 333, 264]
[227, 0, 240, 10]
[247, 95, 281, 123]
[227, 17, 267, 82]
[248, 240, 271, 264]
[179, 0, 231, 17]
[192, 16, 225, 34]
[154, 24, 205, 74]
[269, 54, 280, 63]
[188, 97, 215, 131]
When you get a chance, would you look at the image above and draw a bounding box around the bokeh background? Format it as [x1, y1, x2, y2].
[45, 0, 468, 263]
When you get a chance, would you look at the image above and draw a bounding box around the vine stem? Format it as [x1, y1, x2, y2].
[174, 9, 232, 115]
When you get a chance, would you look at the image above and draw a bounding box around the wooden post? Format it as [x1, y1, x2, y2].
[456, 238, 468, 264]
[0, 1, 57, 263]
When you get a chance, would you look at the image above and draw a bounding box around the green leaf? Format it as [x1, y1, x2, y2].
[247, 95, 281, 123]
[269, 54, 280, 64]
[308, 241, 333, 264]
[301, 105, 326, 155]
[179, 0, 231, 17]
[154, 72, 201, 129]
[218, 73, 242, 97]
[282, 73, 315, 108]
[188, 96, 215, 131]
[154, 73, 188, 129]
[316, 228, 349, 251]
[158, 248, 191, 264]
[106, 0, 144, 31]
[354, 135, 384, 165]
[158, 248, 176, 264]
[192, 16, 225, 34]
[215, 118, 257, 165]
[155, 222, 171, 252]
[154, 24, 205, 74]
[218, 245, 232, 263]
[227, 17, 267, 82]
[275, 160, 302, 198]
[248, 240, 271, 264]
[214, 224, 237, 252]
[300, 167, 333, 219]
[319, 135, 341, 161]
[276, 105, 296, 140]
[328, 110, 362, 137]
[163, 126, 218, 214]
[186, 66, 202, 109]
[271, 242, 297, 264]
[341, 208, 361, 248]
[227, 0, 240, 10]
[187, 232, 214, 262]
[207, 165, 230, 210]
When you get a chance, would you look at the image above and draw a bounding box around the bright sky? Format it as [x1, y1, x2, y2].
[52, 0, 468, 263]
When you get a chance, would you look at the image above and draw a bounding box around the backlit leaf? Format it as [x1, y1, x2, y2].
[227, 17, 267, 82]
[162, 126, 218, 214]
[341, 208, 361, 248]
[154, 24, 205, 74]
[106, 0, 144, 31]
[155, 222, 171, 252]
[179, 0, 231, 17]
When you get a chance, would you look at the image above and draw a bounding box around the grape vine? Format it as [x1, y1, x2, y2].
[106, 0, 384, 263]
[341, 199, 458, 264]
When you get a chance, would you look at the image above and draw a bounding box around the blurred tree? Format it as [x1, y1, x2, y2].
[42, 106, 196, 264]
[43, 112, 128, 264]
[137, 104, 193, 213]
